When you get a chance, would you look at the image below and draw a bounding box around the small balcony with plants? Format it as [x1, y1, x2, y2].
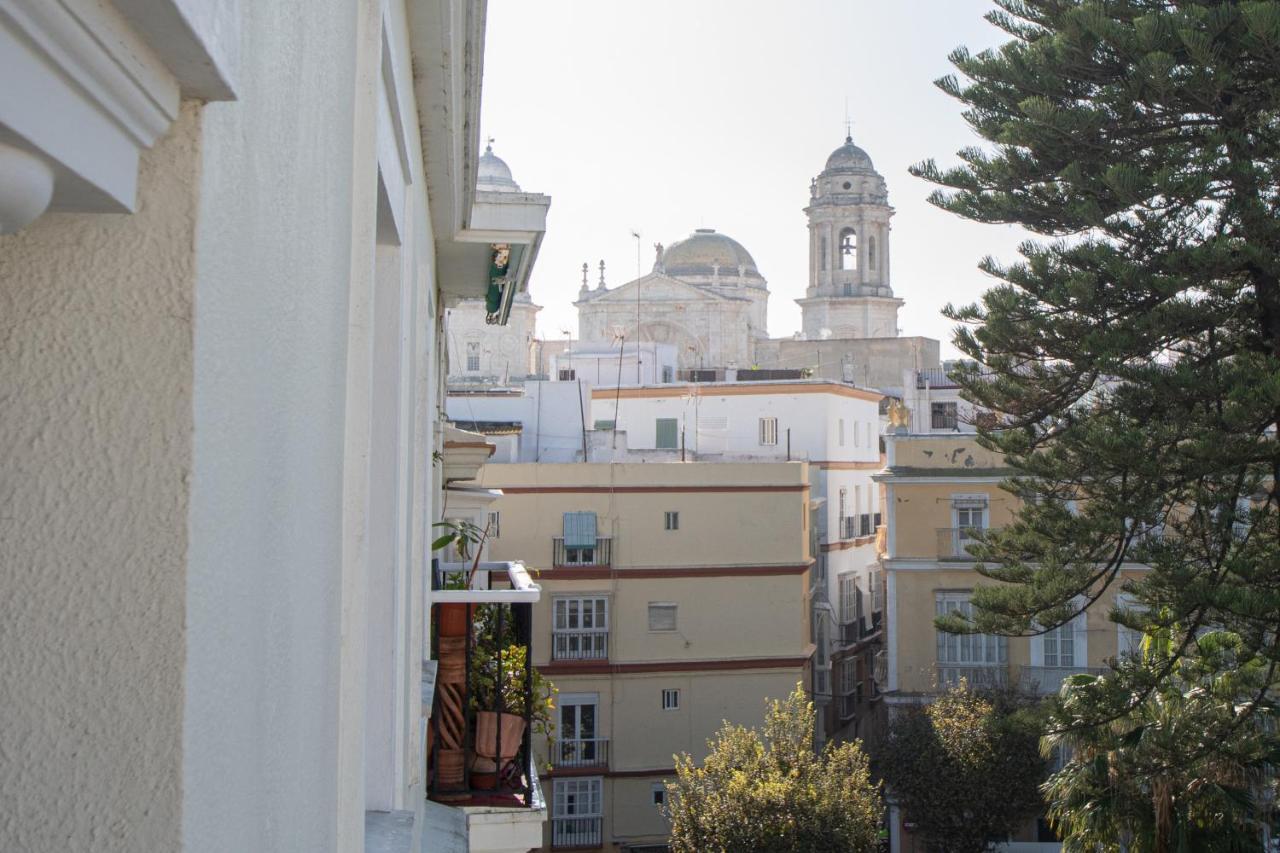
[426, 521, 555, 850]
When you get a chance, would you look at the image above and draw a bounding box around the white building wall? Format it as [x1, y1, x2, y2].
[447, 380, 591, 463]
[446, 297, 540, 382]
[1, 1, 465, 850]
[592, 387, 880, 464]
[902, 368, 979, 434]
[0, 102, 204, 853]
[552, 341, 677, 386]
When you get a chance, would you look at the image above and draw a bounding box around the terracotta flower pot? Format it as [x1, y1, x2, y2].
[474, 710, 525, 763]
[435, 747, 466, 790]
[437, 602, 470, 637]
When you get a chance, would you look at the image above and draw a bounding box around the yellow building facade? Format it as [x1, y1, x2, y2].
[476, 462, 814, 852]
[874, 434, 1148, 852]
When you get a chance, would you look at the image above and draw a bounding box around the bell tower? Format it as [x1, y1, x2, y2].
[796, 134, 902, 340]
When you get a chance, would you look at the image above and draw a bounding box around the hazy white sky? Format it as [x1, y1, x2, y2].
[480, 0, 1033, 358]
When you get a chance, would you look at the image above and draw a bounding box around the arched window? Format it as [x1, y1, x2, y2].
[840, 228, 858, 271]
[867, 235, 877, 270]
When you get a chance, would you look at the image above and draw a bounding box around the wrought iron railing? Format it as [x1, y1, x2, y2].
[932, 408, 959, 430]
[1018, 665, 1107, 695]
[558, 737, 609, 769]
[935, 663, 1010, 690]
[552, 629, 609, 661]
[428, 565, 538, 807]
[840, 516, 856, 540]
[552, 816, 603, 848]
[552, 537, 612, 568]
[936, 527, 1001, 560]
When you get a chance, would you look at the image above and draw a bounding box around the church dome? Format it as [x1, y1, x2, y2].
[824, 135, 877, 174]
[477, 142, 521, 192]
[660, 228, 766, 288]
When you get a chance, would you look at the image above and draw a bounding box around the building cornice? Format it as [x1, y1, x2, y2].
[0, 0, 239, 230]
[536, 563, 811, 581]
[538, 654, 811, 677]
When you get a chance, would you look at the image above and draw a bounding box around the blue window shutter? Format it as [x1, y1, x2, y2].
[563, 511, 597, 547]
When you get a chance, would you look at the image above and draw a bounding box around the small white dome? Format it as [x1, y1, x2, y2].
[477, 142, 521, 192]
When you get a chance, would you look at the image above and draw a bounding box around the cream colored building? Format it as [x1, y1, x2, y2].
[474, 462, 814, 852]
[586, 380, 884, 738]
[868, 433, 1148, 853]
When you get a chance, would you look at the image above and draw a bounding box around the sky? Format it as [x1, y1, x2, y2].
[480, 0, 1035, 359]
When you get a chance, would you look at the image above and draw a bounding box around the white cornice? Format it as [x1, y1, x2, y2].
[0, 0, 238, 227]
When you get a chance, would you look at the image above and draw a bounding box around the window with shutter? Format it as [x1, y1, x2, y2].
[648, 603, 677, 631]
[563, 511, 597, 547]
[655, 418, 678, 449]
[759, 417, 778, 446]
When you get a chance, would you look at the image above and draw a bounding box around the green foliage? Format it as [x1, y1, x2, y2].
[664, 685, 881, 853]
[1043, 628, 1277, 851]
[916, 1, 1280, 845]
[469, 604, 556, 737]
[879, 685, 1047, 853]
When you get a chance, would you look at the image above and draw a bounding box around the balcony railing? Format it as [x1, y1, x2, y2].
[839, 516, 856, 540]
[553, 537, 612, 568]
[428, 563, 542, 808]
[552, 816, 603, 848]
[1018, 665, 1107, 695]
[839, 611, 882, 646]
[937, 527, 1001, 560]
[935, 663, 1009, 690]
[552, 629, 609, 661]
[932, 410, 959, 430]
[558, 737, 610, 769]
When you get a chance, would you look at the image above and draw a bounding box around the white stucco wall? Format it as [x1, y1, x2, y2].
[181, 0, 374, 848]
[447, 380, 590, 463]
[0, 102, 204, 853]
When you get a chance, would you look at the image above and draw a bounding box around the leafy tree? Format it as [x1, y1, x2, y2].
[879, 685, 1046, 853]
[664, 685, 881, 853]
[913, 0, 1280, 824]
[1042, 626, 1275, 852]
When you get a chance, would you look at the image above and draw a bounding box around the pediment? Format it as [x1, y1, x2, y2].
[587, 273, 732, 304]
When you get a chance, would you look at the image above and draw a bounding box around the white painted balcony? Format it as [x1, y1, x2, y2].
[557, 737, 610, 769]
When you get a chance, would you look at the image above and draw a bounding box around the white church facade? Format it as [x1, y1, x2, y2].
[575, 134, 939, 390]
[447, 133, 940, 393]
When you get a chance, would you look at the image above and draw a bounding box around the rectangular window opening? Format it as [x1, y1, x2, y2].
[648, 602, 677, 632]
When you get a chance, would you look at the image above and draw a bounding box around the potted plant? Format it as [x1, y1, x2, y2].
[430, 518, 489, 795]
[468, 605, 556, 788]
[431, 519, 488, 637]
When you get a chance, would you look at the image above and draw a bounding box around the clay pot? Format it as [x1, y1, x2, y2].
[436, 637, 466, 682]
[437, 603, 470, 637]
[474, 710, 525, 763]
[435, 748, 466, 790]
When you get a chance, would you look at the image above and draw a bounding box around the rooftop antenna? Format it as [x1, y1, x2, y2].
[631, 229, 642, 384]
